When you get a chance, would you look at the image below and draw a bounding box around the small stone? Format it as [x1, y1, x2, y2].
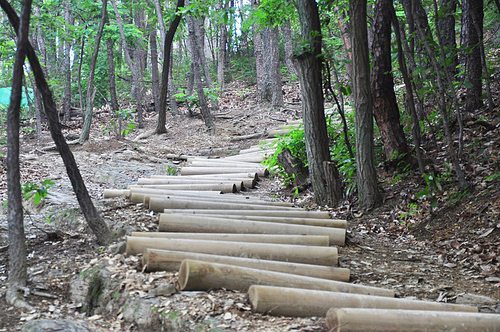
[148, 283, 176, 296]
[223, 312, 232, 320]
[456, 293, 498, 305]
[109, 241, 127, 255]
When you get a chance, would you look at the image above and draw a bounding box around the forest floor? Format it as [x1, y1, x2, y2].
[0, 79, 499, 331]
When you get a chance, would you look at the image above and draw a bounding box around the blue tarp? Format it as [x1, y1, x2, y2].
[0, 87, 33, 109]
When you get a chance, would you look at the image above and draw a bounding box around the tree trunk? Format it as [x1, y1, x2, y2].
[390, 5, 425, 176]
[80, 0, 107, 143]
[350, 0, 382, 210]
[371, 0, 410, 163]
[277, 148, 309, 187]
[261, 26, 283, 108]
[187, 15, 215, 134]
[106, 37, 119, 137]
[293, 0, 343, 208]
[133, 9, 147, 128]
[462, 0, 483, 112]
[217, 5, 228, 94]
[5, 0, 31, 307]
[334, 6, 353, 80]
[1, 0, 114, 246]
[437, 0, 459, 77]
[193, 16, 219, 111]
[110, 0, 144, 131]
[282, 19, 296, 78]
[413, 0, 469, 189]
[150, 28, 160, 115]
[62, 0, 72, 122]
[156, 0, 184, 133]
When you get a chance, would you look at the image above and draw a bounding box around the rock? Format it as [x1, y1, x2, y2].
[121, 297, 161, 330]
[22, 319, 90, 332]
[109, 241, 127, 254]
[456, 293, 498, 305]
[148, 283, 176, 297]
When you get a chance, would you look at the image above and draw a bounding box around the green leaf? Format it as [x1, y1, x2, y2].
[34, 192, 41, 205]
[430, 197, 438, 208]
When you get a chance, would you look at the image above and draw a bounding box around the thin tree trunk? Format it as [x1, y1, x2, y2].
[80, 0, 107, 142]
[156, 0, 184, 133]
[390, 5, 425, 176]
[77, 36, 84, 112]
[437, 0, 459, 77]
[294, 0, 343, 207]
[106, 38, 119, 137]
[462, 0, 483, 112]
[217, 2, 228, 94]
[150, 28, 160, 115]
[261, 26, 283, 108]
[413, 0, 468, 189]
[62, 0, 72, 122]
[1, 0, 115, 246]
[282, 19, 296, 78]
[350, 0, 382, 210]
[187, 15, 215, 134]
[110, 0, 144, 130]
[5, 0, 31, 308]
[371, 0, 410, 163]
[252, 0, 263, 99]
[168, 48, 178, 115]
[194, 16, 219, 111]
[334, 6, 353, 80]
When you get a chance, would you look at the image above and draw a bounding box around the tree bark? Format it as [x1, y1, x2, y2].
[351, 0, 382, 210]
[0, 0, 114, 246]
[462, 0, 483, 112]
[371, 0, 410, 163]
[277, 147, 309, 187]
[282, 19, 297, 78]
[390, 5, 425, 176]
[217, 1, 229, 93]
[437, 0, 459, 77]
[156, 0, 184, 133]
[5, 0, 31, 307]
[62, 0, 72, 122]
[193, 16, 219, 111]
[413, 0, 469, 189]
[79, 0, 107, 143]
[187, 14, 215, 134]
[252, 4, 263, 99]
[261, 26, 283, 108]
[110, 0, 144, 130]
[106, 37, 119, 137]
[150, 28, 160, 115]
[294, 0, 343, 208]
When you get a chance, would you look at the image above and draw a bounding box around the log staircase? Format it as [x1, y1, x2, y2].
[103, 123, 497, 331]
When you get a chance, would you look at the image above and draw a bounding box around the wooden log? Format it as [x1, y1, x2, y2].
[131, 180, 248, 190]
[181, 167, 269, 177]
[248, 286, 478, 318]
[150, 197, 300, 213]
[179, 214, 347, 228]
[181, 172, 258, 180]
[178, 260, 393, 297]
[165, 154, 193, 160]
[239, 147, 274, 155]
[131, 232, 330, 246]
[103, 189, 130, 198]
[131, 183, 237, 193]
[128, 188, 223, 196]
[190, 160, 263, 168]
[230, 131, 266, 141]
[268, 129, 294, 137]
[161, 209, 331, 219]
[325, 308, 498, 332]
[158, 214, 345, 246]
[223, 153, 267, 163]
[143, 249, 349, 281]
[130, 191, 293, 207]
[125, 237, 337, 265]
